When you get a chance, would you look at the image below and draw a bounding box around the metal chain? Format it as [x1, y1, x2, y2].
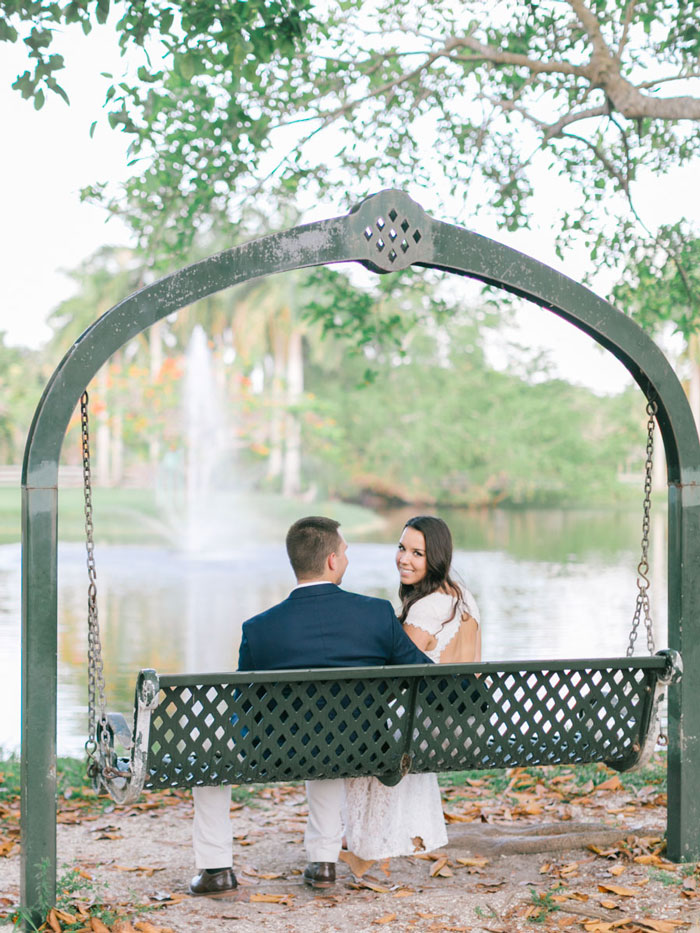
[627, 398, 658, 659]
[626, 397, 667, 747]
[81, 391, 108, 773]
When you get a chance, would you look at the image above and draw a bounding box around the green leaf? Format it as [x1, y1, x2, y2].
[96, 0, 110, 26]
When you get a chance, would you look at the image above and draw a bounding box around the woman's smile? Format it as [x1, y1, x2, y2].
[396, 526, 428, 584]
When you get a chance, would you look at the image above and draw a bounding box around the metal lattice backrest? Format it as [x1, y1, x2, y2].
[136, 655, 675, 791]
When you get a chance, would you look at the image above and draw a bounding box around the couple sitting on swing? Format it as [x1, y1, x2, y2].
[189, 514, 481, 897]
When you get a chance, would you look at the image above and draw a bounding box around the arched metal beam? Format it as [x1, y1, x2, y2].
[21, 190, 700, 921]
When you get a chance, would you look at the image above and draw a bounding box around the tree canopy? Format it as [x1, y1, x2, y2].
[4, 0, 699, 270]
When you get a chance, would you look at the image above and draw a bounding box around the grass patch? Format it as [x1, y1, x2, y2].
[0, 752, 20, 801]
[0, 754, 96, 804]
[527, 886, 561, 923]
[230, 784, 266, 804]
[439, 754, 666, 796]
[648, 867, 683, 887]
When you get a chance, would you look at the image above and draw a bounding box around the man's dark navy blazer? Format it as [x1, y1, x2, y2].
[237, 582, 431, 671]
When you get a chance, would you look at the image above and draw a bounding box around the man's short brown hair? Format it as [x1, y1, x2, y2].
[286, 516, 342, 579]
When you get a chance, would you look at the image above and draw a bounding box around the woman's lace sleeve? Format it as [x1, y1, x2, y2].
[403, 595, 448, 636]
[462, 588, 481, 625]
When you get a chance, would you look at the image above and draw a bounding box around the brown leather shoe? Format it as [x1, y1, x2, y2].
[189, 867, 238, 897]
[303, 861, 336, 888]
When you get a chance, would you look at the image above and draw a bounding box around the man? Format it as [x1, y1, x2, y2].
[189, 516, 432, 897]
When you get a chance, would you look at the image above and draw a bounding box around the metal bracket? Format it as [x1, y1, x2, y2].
[657, 648, 683, 685]
[94, 669, 159, 806]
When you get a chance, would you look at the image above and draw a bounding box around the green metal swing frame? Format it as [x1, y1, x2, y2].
[21, 190, 700, 923]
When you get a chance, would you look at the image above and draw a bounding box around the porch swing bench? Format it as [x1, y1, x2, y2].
[96, 652, 681, 805]
[86, 392, 681, 806]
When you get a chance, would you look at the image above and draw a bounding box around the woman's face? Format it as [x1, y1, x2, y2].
[396, 526, 428, 586]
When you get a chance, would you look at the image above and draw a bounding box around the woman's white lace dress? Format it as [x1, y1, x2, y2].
[343, 590, 480, 860]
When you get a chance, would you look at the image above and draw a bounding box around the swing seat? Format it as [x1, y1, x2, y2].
[95, 650, 681, 805]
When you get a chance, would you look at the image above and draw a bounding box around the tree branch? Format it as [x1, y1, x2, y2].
[566, 0, 609, 52]
[444, 35, 585, 78]
[560, 130, 630, 195]
[544, 104, 610, 139]
[617, 0, 638, 58]
[637, 72, 700, 89]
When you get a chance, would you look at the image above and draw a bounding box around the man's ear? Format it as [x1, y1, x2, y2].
[327, 551, 337, 572]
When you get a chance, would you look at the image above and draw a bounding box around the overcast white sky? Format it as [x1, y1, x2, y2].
[1, 21, 695, 394]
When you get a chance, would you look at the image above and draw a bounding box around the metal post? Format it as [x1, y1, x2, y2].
[666, 483, 700, 860]
[20, 485, 58, 924]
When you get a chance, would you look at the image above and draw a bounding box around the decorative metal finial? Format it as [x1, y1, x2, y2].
[348, 189, 433, 273]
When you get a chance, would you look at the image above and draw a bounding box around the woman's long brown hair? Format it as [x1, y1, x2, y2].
[398, 515, 463, 624]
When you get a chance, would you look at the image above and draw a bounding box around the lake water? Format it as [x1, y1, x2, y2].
[0, 506, 668, 756]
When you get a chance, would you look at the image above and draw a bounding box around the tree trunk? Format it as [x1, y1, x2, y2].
[149, 322, 163, 481]
[687, 333, 700, 436]
[266, 329, 286, 482]
[282, 328, 304, 498]
[96, 365, 111, 487]
[111, 410, 124, 486]
[110, 350, 125, 486]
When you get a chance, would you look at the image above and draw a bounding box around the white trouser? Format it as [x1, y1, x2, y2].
[192, 779, 345, 867]
[304, 778, 345, 863]
[192, 785, 233, 869]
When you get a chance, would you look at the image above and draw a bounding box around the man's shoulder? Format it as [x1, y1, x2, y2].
[242, 598, 290, 628]
[337, 589, 394, 613]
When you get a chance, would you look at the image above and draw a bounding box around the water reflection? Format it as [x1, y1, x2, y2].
[1, 508, 668, 756]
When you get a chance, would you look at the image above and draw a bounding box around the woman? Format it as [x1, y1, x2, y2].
[343, 516, 481, 861]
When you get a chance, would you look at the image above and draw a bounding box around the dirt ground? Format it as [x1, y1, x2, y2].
[2, 770, 699, 933]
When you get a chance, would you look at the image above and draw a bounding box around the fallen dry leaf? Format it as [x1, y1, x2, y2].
[134, 922, 172, 933]
[249, 893, 295, 904]
[429, 856, 449, 877]
[552, 891, 589, 903]
[596, 776, 623, 792]
[90, 919, 111, 933]
[455, 857, 489, 868]
[597, 883, 637, 897]
[634, 854, 670, 866]
[636, 921, 686, 933]
[351, 880, 393, 893]
[112, 921, 138, 933]
[373, 915, 396, 925]
[443, 811, 475, 823]
[47, 908, 62, 933]
[339, 849, 375, 878]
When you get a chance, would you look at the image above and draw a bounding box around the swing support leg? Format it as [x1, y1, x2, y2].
[666, 484, 700, 862]
[21, 486, 58, 926]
